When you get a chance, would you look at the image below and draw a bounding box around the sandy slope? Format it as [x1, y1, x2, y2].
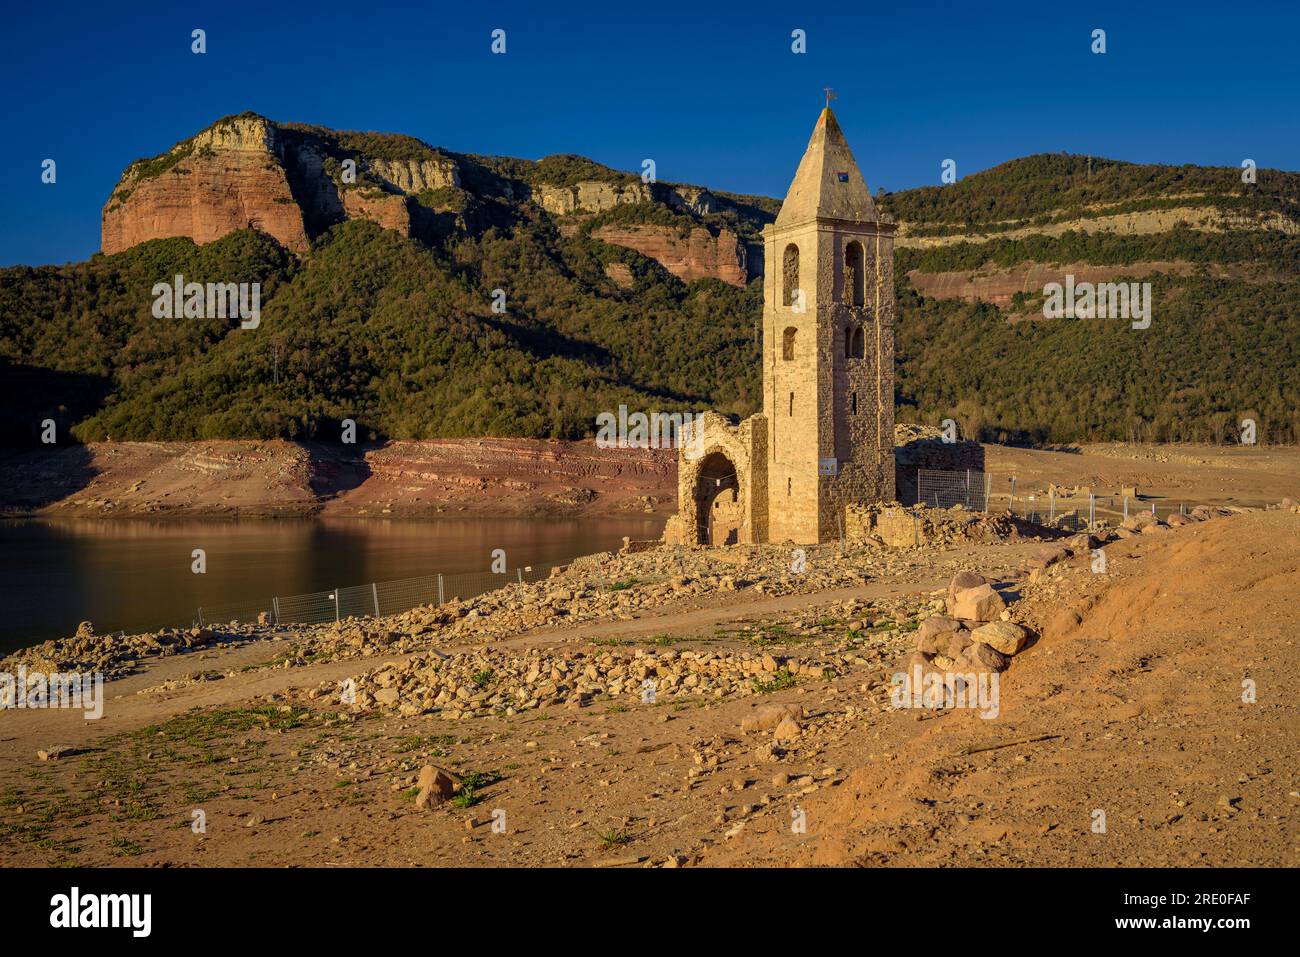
[701, 510, 1299, 866]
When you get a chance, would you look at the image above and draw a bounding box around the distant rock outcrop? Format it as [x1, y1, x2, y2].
[99, 112, 764, 288]
[591, 224, 748, 286]
[534, 181, 652, 215]
[102, 114, 311, 255]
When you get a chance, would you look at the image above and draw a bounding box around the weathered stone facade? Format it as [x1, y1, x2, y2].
[662, 412, 768, 546]
[665, 107, 897, 546]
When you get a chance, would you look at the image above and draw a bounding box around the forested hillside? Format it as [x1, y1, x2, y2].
[3, 126, 1297, 446]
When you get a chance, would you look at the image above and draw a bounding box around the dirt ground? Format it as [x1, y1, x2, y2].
[1, 509, 1295, 868]
[984, 443, 1300, 510]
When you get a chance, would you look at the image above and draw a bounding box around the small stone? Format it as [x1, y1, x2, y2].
[416, 765, 459, 809]
[741, 704, 804, 734]
[773, 716, 802, 742]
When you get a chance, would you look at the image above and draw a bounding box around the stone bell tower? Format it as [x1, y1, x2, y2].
[762, 106, 896, 543]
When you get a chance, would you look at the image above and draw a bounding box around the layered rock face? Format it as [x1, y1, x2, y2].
[368, 158, 459, 194]
[101, 114, 454, 255]
[591, 224, 748, 286]
[102, 115, 310, 255]
[340, 190, 412, 235]
[534, 181, 652, 215]
[661, 185, 715, 215]
[533, 181, 717, 217]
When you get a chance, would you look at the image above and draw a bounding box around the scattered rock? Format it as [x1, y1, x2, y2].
[741, 704, 804, 734]
[970, 622, 1030, 656]
[415, 765, 459, 809]
[772, 715, 802, 742]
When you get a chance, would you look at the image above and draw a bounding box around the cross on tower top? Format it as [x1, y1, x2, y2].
[823, 87, 836, 108]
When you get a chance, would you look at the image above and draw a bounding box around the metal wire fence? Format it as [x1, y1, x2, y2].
[996, 491, 1197, 530]
[196, 565, 561, 629]
[911, 468, 1215, 534]
[916, 468, 991, 510]
[913, 467, 1203, 530]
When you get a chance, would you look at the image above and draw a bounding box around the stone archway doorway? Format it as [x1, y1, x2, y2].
[694, 451, 742, 545]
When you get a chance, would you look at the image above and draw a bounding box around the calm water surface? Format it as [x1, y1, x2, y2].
[0, 516, 665, 653]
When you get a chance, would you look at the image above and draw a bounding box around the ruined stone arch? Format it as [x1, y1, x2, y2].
[691, 449, 743, 545]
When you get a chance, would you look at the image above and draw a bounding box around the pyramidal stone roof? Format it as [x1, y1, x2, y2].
[774, 107, 880, 227]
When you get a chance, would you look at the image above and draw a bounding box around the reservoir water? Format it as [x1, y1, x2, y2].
[0, 515, 665, 654]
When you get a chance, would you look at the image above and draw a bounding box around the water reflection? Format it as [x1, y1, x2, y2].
[0, 515, 665, 652]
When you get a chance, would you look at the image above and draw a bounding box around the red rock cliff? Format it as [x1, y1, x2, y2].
[591, 225, 748, 286]
[102, 115, 311, 255]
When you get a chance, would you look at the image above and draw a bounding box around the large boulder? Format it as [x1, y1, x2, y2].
[959, 642, 1010, 673]
[1026, 546, 1070, 571]
[915, 616, 962, 654]
[971, 621, 1029, 656]
[949, 583, 1006, 621]
[772, 715, 802, 742]
[946, 571, 987, 608]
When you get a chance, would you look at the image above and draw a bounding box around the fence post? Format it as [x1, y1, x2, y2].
[438, 573, 444, 605]
[1008, 476, 1016, 515]
[1151, 502, 1156, 516]
[333, 589, 340, 622]
[1089, 494, 1096, 529]
[517, 568, 523, 584]
[197, 608, 204, 628]
[1049, 488, 1055, 523]
[272, 596, 280, 624]
[372, 583, 380, 617]
[1123, 497, 1128, 519]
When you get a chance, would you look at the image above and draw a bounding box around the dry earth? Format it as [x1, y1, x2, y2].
[983, 443, 1300, 510]
[1, 507, 1295, 868]
[0, 438, 675, 519]
[2, 440, 1294, 523]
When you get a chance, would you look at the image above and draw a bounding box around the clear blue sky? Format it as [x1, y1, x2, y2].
[2, 0, 1297, 266]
